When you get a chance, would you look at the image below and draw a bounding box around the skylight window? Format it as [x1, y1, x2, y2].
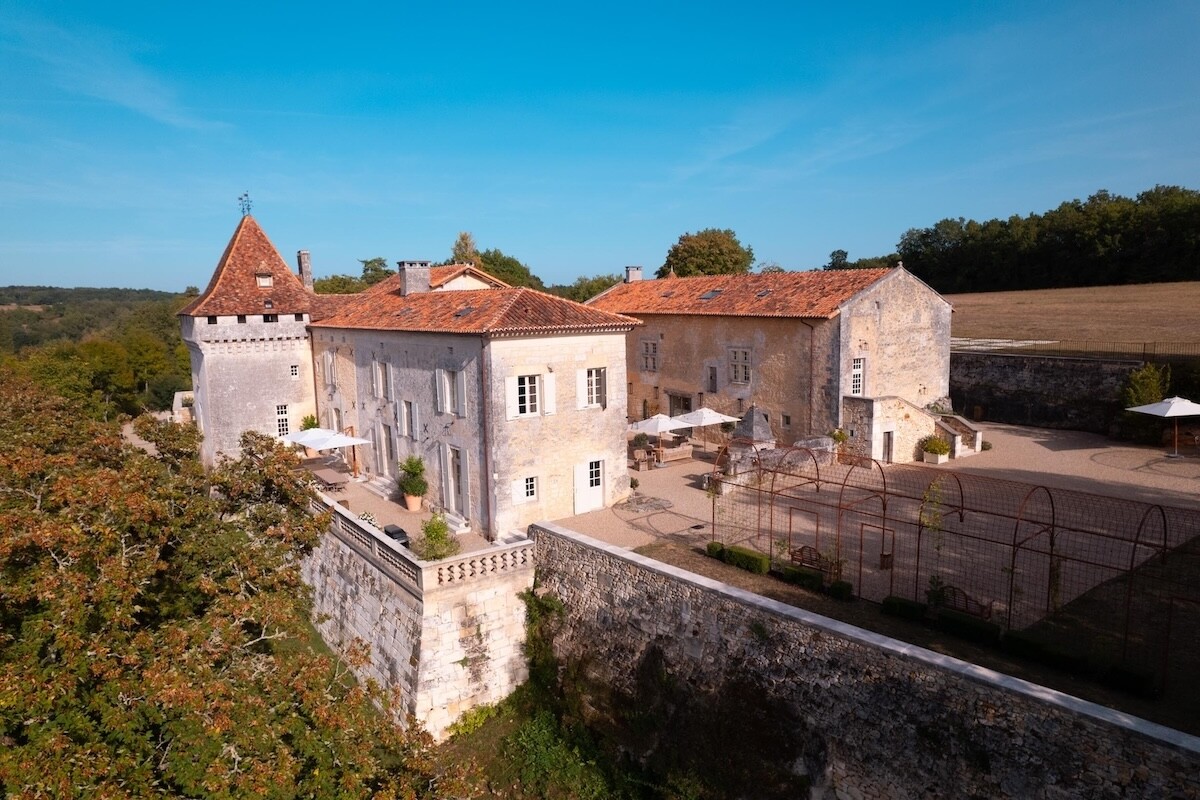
[699, 289, 723, 301]
[660, 290, 675, 298]
[454, 307, 474, 318]
[756, 289, 771, 298]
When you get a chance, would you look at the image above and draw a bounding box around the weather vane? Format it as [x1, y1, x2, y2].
[238, 191, 252, 217]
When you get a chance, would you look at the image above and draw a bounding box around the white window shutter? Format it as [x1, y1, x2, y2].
[505, 376, 519, 420]
[543, 373, 557, 415]
[576, 369, 587, 409]
[412, 402, 421, 441]
[455, 369, 467, 416]
[438, 444, 448, 507]
[434, 368, 446, 413]
[461, 449, 471, 518]
[512, 478, 524, 505]
[600, 368, 608, 409]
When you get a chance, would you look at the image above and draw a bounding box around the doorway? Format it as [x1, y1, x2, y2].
[573, 459, 604, 514]
[882, 431, 894, 463]
[446, 445, 466, 517]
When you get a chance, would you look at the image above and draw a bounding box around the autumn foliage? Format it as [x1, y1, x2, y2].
[0, 366, 473, 798]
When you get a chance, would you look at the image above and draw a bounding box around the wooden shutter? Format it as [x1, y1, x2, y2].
[576, 368, 587, 409]
[434, 368, 446, 413]
[455, 369, 467, 416]
[505, 376, 519, 420]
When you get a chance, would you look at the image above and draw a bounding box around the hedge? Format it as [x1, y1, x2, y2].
[827, 580, 854, 601]
[934, 609, 1002, 646]
[881, 596, 928, 622]
[779, 565, 823, 591]
[721, 545, 771, 575]
[705, 541, 725, 559]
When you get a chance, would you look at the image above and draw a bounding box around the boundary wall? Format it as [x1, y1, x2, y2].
[301, 495, 534, 739]
[532, 522, 1200, 799]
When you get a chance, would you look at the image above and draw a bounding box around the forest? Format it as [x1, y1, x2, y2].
[893, 185, 1200, 293]
[0, 287, 192, 419]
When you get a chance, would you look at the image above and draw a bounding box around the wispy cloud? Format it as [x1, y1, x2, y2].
[0, 15, 226, 131]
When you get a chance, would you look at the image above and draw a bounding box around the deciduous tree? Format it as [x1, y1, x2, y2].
[657, 229, 754, 278]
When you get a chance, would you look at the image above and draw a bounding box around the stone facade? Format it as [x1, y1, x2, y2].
[182, 313, 317, 466]
[595, 268, 952, 463]
[531, 522, 1200, 799]
[302, 497, 535, 740]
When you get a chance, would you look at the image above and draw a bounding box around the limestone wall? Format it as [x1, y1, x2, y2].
[950, 352, 1137, 432]
[532, 522, 1200, 799]
[302, 497, 535, 740]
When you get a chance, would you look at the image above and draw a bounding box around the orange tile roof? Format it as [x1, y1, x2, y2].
[312, 285, 639, 336]
[587, 268, 893, 319]
[180, 215, 355, 320]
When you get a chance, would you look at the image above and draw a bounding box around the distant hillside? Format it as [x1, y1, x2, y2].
[0, 286, 179, 305]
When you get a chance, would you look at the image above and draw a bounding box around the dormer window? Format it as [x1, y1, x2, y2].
[700, 289, 723, 301]
[256, 273, 273, 288]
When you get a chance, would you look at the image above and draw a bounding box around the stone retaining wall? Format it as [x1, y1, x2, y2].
[950, 352, 1137, 432]
[532, 522, 1200, 799]
[301, 498, 535, 739]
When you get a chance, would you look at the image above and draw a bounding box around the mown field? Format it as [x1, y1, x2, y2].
[946, 281, 1200, 341]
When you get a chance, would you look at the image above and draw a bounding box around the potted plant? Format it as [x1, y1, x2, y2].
[920, 434, 951, 464]
[397, 455, 428, 511]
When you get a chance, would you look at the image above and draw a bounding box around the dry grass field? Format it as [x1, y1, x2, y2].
[946, 281, 1200, 341]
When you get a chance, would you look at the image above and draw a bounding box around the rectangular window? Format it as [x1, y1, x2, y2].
[404, 401, 419, 440]
[729, 349, 751, 384]
[256, 273, 273, 287]
[851, 357, 864, 396]
[707, 366, 718, 393]
[586, 367, 606, 407]
[263, 314, 278, 323]
[783, 414, 791, 427]
[207, 316, 218, 325]
[289, 364, 299, 379]
[276, 404, 289, 436]
[641, 340, 658, 372]
[588, 459, 601, 488]
[524, 476, 537, 499]
[517, 374, 539, 415]
[436, 368, 463, 415]
[237, 315, 247, 324]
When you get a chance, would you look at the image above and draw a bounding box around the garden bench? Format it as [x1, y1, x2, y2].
[941, 584, 993, 620]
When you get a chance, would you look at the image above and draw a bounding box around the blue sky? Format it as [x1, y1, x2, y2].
[1, 1, 1197, 291]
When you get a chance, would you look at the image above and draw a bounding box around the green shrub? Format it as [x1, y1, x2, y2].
[410, 512, 460, 561]
[919, 435, 951, 455]
[779, 565, 823, 591]
[722, 545, 770, 575]
[632, 432, 650, 448]
[705, 541, 725, 559]
[934, 609, 1002, 646]
[980, 440, 993, 451]
[881, 595, 928, 621]
[396, 455, 428, 498]
[827, 580, 854, 601]
[300, 414, 319, 431]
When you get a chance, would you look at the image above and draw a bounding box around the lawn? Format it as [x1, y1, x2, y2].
[946, 281, 1200, 341]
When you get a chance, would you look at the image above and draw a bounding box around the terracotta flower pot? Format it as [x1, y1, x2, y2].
[404, 494, 422, 512]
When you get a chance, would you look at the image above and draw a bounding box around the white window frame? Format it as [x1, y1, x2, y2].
[436, 368, 468, 416]
[729, 348, 751, 384]
[276, 404, 289, 436]
[576, 367, 607, 409]
[851, 357, 864, 396]
[512, 475, 538, 505]
[256, 273, 273, 288]
[289, 364, 299, 379]
[506, 373, 556, 420]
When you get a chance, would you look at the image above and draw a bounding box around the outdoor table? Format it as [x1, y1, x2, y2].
[311, 467, 349, 491]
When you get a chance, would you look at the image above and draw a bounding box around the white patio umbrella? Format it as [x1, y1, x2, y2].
[1126, 396, 1200, 457]
[282, 427, 337, 446]
[629, 413, 690, 461]
[671, 407, 742, 451]
[305, 431, 371, 450]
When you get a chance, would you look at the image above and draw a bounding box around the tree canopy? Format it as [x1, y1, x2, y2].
[0, 366, 470, 797]
[545, 273, 622, 303]
[312, 257, 392, 294]
[657, 229, 754, 278]
[896, 186, 1200, 293]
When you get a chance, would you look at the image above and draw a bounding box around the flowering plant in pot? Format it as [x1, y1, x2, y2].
[397, 455, 428, 511]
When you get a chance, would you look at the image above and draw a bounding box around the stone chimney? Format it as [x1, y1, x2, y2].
[398, 260, 432, 296]
[296, 250, 313, 289]
[625, 265, 643, 283]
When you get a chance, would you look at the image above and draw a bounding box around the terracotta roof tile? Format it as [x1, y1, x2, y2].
[180, 216, 335, 318]
[311, 285, 639, 336]
[587, 268, 893, 318]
